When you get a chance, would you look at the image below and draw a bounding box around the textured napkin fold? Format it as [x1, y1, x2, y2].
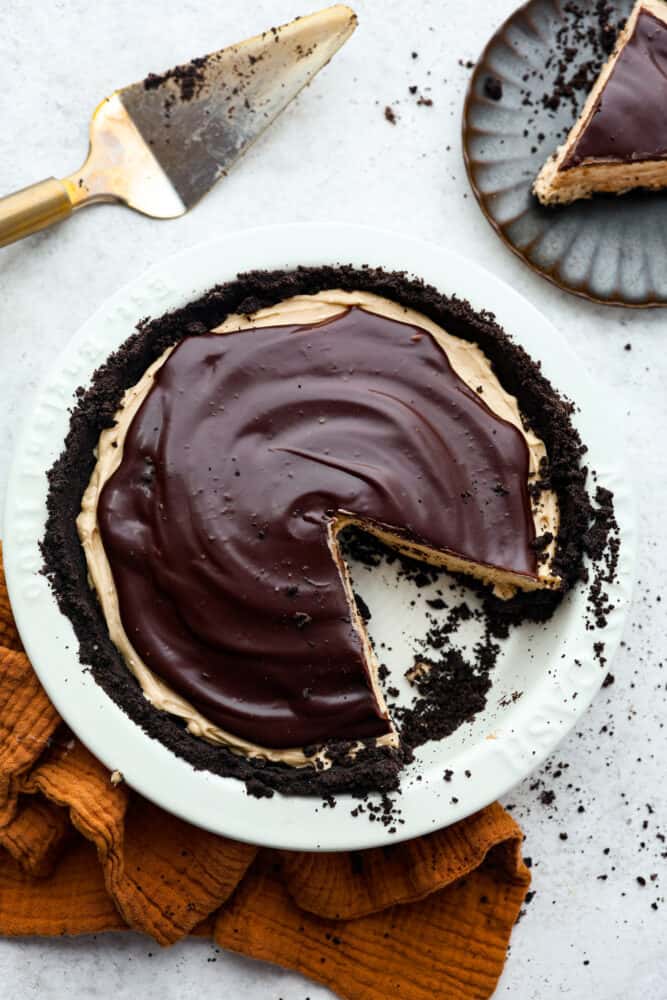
[0, 546, 530, 999]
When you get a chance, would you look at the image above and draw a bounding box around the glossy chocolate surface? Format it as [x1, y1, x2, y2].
[564, 11, 667, 169]
[98, 307, 537, 749]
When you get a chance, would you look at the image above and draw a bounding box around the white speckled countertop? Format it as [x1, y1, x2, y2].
[1, 1, 665, 997]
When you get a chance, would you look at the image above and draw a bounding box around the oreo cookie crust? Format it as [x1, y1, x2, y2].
[42, 266, 594, 798]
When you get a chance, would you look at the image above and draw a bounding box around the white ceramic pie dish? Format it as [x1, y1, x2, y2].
[3, 223, 635, 851]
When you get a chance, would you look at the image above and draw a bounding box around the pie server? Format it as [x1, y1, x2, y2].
[0, 5, 356, 248]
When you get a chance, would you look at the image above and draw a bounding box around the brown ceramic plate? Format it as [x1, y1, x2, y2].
[462, 0, 667, 308]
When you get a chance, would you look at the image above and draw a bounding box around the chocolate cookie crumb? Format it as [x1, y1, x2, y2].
[144, 55, 208, 103]
[484, 76, 503, 101]
[354, 592, 372, 622]
[539, 2, 625, 114]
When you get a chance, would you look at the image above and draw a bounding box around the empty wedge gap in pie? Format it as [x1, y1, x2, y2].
[76, 289, 561, 770]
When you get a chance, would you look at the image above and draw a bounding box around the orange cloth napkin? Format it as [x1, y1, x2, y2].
[0, 546, 530, 999]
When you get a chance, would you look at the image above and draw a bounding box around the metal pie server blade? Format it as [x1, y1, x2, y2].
[0, 5, 357, 247]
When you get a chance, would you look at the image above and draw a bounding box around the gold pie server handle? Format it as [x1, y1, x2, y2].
[0, 90, 188, 250]
[0, 178, 75, 248]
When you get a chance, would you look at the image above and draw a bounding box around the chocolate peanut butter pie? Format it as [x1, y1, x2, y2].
[43, 267, 593, 796]
[534, 0, 667, 205]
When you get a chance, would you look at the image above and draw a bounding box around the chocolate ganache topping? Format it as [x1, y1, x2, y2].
[563, 10, 667, 169]
[95, 304, 541, 751]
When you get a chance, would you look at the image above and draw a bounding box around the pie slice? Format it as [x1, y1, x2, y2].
[534, 0, 667, 205]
